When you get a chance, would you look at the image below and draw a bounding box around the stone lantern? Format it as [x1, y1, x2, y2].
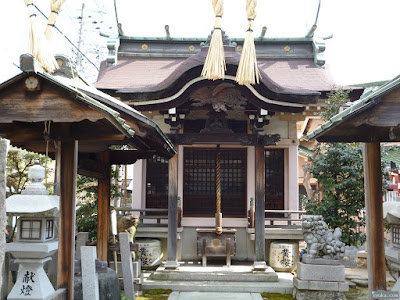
[6, 162, 59, 300]
[383, 201, 400, 293]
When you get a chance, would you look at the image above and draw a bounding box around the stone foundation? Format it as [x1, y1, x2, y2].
[293, 262, 349, 300]
[293, 290, 346, 300]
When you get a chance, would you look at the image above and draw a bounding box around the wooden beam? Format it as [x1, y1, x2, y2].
[363, 143, 386, 294]
[0, 91, 105, 123]
[57, 138, 78, 300]
[78, 156, 108, 179]
[97, 150, 111, 262]
[109, 149, 155, 165]
[254, 145, 266, 269]
[165, 153, 179, 269]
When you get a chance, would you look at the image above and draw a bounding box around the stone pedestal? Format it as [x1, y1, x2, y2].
[293, 262, 349, 300]
[7, 257, 55, 300]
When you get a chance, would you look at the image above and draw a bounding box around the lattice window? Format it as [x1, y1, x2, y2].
[146, 156, 169, 209]
[393, 226, 400, 247]
[46, 220, 54, 239]
[20, 220, 41, 240]
[184, 148, 247, 217]
[265, 149, 284, 210]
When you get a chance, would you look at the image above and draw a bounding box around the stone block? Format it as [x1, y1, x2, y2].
[74, 268, 120, 300]
[302, 256, 341, 265]
[119, 232, 135, 299]
[293, 278, 349, 292]
[293, 289, 346, 300]
[81, 246, 99, 300]
[75, 232, 89, 260]
[297, 262, 345, 282]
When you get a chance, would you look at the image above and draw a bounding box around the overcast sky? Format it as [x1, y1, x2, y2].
[1, 0, 400, 86]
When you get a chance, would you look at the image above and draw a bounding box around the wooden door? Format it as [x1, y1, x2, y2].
[265, 149, 284, 210]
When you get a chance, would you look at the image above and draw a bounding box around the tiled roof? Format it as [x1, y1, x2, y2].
[95, 56, 336, 93]
[96, 57, 186, 90]
[259, 59, 336, 92]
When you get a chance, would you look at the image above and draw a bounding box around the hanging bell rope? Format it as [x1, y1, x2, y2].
[201, 0, 226, 80]
[236, 0, 261, 85]
[44, 0, 66, 41]
[24, 0, 58, 73]
[215, 145, 222, 234]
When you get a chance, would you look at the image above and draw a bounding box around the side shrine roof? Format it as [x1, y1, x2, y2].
[0, 54, 176, 158]
[305, 75, 400, 142]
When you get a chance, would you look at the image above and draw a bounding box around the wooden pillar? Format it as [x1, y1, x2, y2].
[363, 143, 386, 295]
[57, 140, 78, 300]
[97, 150, 111, 262]
[254, 145, 267, 270]
[165, 153, 179, 269]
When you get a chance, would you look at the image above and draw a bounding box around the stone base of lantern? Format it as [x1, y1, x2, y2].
[386, 246, 400, 293]
[7, 257, 56, 300]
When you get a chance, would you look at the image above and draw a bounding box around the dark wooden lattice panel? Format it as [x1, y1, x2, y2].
[265, 149, 284, 211]
[184, 148, 247, 217]
[146, 155, 168, 210]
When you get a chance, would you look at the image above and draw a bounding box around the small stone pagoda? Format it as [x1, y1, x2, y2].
[6, 162, 59, 300]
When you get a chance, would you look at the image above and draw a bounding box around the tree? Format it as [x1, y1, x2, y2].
[6, 147, 53, 195]
[75, 166, 122, 241]
[303, 88, 366, 246]
[303, 143, 366, 246]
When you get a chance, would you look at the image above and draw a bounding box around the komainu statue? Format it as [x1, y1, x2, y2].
[117, 214, 139, 243]
[302, 215, 345, 260]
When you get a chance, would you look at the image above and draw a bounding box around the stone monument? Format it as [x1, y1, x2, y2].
[293, 215, 349, 300]
[5, 162, 59, 300]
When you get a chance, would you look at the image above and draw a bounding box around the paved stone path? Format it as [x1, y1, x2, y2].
[168, 292, 262, 300]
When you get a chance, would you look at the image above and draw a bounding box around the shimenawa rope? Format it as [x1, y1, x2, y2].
[201, 0, 226, 80]
[24, 0, 58, 73]
[236, 0, 261, 85]
[45, 0, 66, 41]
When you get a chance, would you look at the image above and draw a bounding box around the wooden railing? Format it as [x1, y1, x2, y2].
[115, 208, 169, 226]
[248, 208, 306, 229]
[265, 210, 306, 228]
[384, 191, 400, 202]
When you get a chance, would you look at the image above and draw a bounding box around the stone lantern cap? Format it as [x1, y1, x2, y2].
[6, 162, 59, 217]
[383, 201, 400, 225]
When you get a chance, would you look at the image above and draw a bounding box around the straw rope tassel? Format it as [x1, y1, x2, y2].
[45, 0, 66, 41]
[24, 0, 58, 73]
[236, 0, 261, 85]
[201, 0, 226, 80]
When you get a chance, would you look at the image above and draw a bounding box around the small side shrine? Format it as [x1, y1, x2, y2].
[0, 54, 175, 299]
[306, 76, 400, 294]
[6, 162, 59, 300]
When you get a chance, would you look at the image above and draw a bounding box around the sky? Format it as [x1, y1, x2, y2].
[1, 0, 400, 86]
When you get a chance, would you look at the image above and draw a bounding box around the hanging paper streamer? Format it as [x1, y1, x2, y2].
[236, 0, 261, 85]
[201, 0, 226, 80]
[45, 0, 66, 41]
[24, 0, 58, 73]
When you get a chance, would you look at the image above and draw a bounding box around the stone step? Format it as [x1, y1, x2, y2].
[150, 269, 279, 282]
[142, 279, 293, 294]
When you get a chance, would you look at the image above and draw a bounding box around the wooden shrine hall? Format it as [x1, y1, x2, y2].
[0, 54, 176, 299]
[94, 29, 363, 272]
